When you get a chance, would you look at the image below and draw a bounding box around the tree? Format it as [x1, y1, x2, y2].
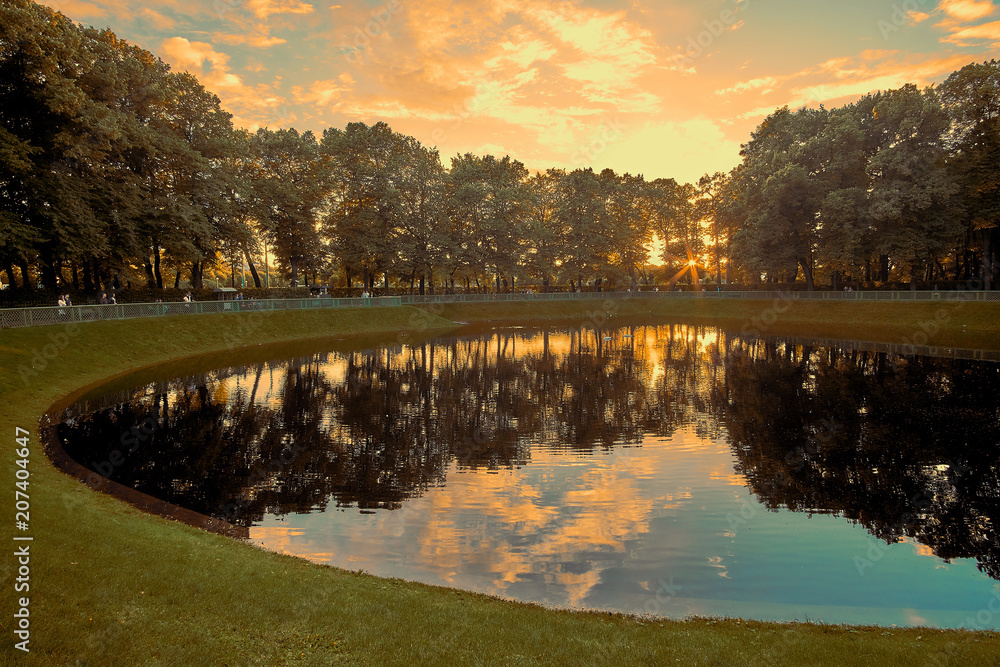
[696, 172, 729, 284]
[395, 137, 447, 294]
[940, 60, 1000, 288]
[522, 169, 565, 292]
[323, 122, 404, 293]
[253, 128, 327, 287]
[447, 153, 528, 292]
[728, 106, 830, 289]
[601, 170, 650, 289]
[556, 168, 609, 290]
[867, 84, 961, 288]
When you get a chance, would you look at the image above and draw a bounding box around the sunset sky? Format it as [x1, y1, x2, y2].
[40, 0, 1000, 183]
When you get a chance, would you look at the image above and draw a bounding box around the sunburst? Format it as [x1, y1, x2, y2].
[663, 243, 708, 290]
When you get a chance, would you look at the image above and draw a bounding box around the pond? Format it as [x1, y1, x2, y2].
[52, 323, 1000, 629]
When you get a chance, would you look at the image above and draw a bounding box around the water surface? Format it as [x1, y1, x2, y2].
[55, 324, 1000, 628]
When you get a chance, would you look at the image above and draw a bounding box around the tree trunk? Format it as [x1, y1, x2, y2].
[190, 260, 204, 289]
[419, 274, 425, 295]
[879, 254, 889, 283]
[245, 251, 262, 287]
[542, 276, 550, 293]
[39, 245, 57, 288]
[984, 229, 994, 291]
[174, 269, 181, 289]
[290, 257, 299, 287]
[798, 258, 815, 291]
[152, 243, 163, 289]
[2, 260, 18, 288]
[832, 270, 840, 292]
[142, 256, 154, 289]
[54, 258, 64, 289]
[18, 260, 32, 290]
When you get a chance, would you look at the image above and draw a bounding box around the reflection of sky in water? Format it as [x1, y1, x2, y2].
[251, 423, 999, 629]
[60, 324, 1000, 629]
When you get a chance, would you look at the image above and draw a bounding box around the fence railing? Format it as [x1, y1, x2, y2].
[1, 289, 998, 330]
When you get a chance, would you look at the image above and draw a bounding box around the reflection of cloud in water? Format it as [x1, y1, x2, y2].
[251, 426, 725, 610]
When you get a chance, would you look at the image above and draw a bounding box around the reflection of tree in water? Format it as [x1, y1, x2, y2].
[60, 328, 704, 525]
[718, 340, 1000, 579]
[60, 326, 999, 573]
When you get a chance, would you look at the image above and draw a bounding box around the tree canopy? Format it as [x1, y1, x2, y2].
[1, 0, 999, 294]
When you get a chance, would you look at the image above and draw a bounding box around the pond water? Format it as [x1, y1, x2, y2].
[54, 324, 1000, 628]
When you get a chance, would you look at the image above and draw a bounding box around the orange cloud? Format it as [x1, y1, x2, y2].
[160, 37, 290, 129]
[214, 31, 288, 48]
[939, 0, 996, 22]
[944, 19, 1000, 44]
[245, 0, 314, 20]
[715, 76, 778, 96]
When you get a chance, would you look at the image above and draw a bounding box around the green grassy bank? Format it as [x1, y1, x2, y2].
[1, 300, 998, 666]
[418, 295, 1000, 351]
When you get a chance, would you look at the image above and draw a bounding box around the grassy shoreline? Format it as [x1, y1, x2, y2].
[2, 299, 999, 665]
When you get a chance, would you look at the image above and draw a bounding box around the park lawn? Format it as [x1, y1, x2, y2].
[1, 299, 998, 666]
[418, 294, 1000, 351]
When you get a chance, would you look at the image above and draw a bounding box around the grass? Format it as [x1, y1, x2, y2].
[1, 299, 999, 666]
[417, 294, 1000, 351]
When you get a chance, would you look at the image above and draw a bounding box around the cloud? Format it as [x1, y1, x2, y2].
[715, 76, 778, 96]
[160, 37, 290, 129]
[214, 31, 288, 48]
[938, 0, 996, 22]
[245, 0, 314, 20]
[292, 74, 355, 109]
[523, 4, 659, 110]
[942, 19, 1000, 44]
[786, 53, 977, 107]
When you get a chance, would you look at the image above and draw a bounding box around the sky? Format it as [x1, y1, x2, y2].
[38, 0, 1000, 184]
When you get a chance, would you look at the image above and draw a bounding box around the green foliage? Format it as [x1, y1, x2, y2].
[0, 0, 998, 293]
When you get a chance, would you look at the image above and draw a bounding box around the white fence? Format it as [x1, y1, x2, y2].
[1, 289, 998, 330]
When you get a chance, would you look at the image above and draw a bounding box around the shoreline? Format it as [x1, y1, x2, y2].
[3, 300, 999, 664]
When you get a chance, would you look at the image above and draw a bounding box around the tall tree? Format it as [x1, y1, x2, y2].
[254, 128, 327, 287]
[867, 84, 961, 289]
[940, 60, 1000, 288]
[323, 122, 403, 293]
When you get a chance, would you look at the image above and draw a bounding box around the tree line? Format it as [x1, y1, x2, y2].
[2, 0, 998, 294]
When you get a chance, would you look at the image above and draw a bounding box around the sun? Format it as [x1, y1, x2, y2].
[663, 243, 709, 290]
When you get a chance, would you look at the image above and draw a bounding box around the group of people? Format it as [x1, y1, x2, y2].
[56, 292, 116, 306]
